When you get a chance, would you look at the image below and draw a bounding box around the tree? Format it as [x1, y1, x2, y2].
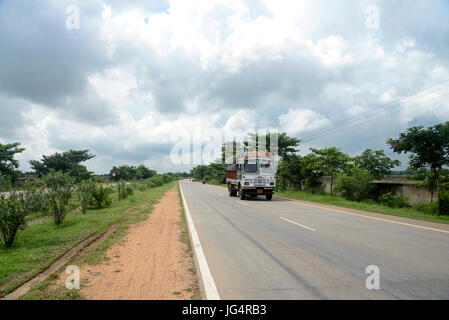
[387, 122, 449, 191]
[276, 154, 304, 191]
[300, 154, 325, 193]
[0, 142, 25, 182]
[245, 132, 300, 159]
[136, 165, 156, 179]
[335, 167, 374, 201]
[110, 165, 139, 181]
[0, 183, 39, 248]
[310, 147, 351, 195]
[41, 171, 75, 225]
[77, 179, 96, 214]
[439, 183, 449, 215]
[30, 149, 94, 181]
[354, 149, 401, 179]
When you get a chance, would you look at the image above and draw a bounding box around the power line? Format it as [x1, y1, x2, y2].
[301, 79, 449, 141]
[300, 79, 449, 142]
[302, 91, 449, 143]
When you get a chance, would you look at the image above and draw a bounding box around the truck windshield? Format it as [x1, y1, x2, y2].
[260, 161, 274, 173]
[244, 161, 258, 173]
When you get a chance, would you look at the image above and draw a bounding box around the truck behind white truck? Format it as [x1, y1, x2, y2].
[226, 151, 277, 200]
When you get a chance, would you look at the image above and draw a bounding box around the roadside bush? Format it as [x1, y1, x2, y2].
[360, 199, 377, 205]
[0, 186, 39, 248]
[305, 179, 324, 194]
[335, 168, 373, 201]
[77, 179, 96, 214]
[117, 181, 133, 201]
[438, 184, 449, 215]
[413, 202, 439, 215]
[117, 181, 125, 201]
[161, 174, 172, 184]
[28, 185, 51, 215]
[42, 171, 75, 225]
[126, 185, 134, 197]
[0, 174, 10, 190]
[379, 192, 409, 208]
[147, 175, 164, 188]
[428, 202, 439, 215]
[90, 184, 113, 209]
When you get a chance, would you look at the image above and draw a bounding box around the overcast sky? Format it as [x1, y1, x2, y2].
[1, 0, 448, 174]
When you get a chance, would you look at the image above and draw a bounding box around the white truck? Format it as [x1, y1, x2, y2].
[226, 151, 277, 200]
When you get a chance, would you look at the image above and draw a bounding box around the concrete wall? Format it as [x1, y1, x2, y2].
[313, 176, 433, 204]
[371, 182, 433, 204]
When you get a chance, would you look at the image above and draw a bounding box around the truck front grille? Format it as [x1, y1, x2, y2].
[255, 177, 266, 186]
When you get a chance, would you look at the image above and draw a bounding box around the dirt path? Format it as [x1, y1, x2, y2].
[80, 187, 198, 300]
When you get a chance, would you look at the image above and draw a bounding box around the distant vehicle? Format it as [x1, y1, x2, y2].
[202, 179, 206, 184]
[226, 151, 277, 200]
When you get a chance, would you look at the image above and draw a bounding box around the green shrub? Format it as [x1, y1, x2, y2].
[117, 181, 134, 201]
[77, 179, 96, 214]
[117, 181, 126, 201]
[23, 181, 52, 215]
[379, 192, 409, 208]
[335, 168, 374, 201]
[42, 171, 75, 225]
[427, 202, 439, 215]
[126, 185, 134, 197]
[360, 198, 377, 205]
[438, 186, 449, 216]
[412, 202, 439, 215]
[0, 174, 10, 190]
[90, 185, 113, 209]
[161, 174, 172, 184]
[147, 175, 164, 188]
[0, 186, 40, 248]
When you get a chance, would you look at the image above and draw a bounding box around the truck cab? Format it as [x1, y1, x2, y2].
[226, 151, 277, 200]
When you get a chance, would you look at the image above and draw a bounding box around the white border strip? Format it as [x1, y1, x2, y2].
[289, 200, 449, 235]
[179, 181, 220, 300]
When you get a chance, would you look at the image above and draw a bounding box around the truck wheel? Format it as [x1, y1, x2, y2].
[228, 184, 234, 197]
[266, 193, 272, 201]
[239, 186, 245, 200]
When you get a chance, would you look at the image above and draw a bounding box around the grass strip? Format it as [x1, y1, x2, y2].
[276, 190, 449, 225]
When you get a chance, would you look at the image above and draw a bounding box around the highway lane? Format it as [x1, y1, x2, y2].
[179, 180, 449, 299]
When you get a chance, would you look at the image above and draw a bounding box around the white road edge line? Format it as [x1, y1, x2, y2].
[235, 200, 248, 206]
[289, 200, 449, 235]
[280, 217, 317, 232]
[179, 181, 221, 300]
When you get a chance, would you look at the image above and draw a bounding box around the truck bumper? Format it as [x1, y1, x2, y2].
[242, 187, 274, 195]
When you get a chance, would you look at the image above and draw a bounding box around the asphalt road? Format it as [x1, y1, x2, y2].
[180, 180, 449, 299]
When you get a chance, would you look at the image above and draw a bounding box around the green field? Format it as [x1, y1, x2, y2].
[0, 182, 174, 298]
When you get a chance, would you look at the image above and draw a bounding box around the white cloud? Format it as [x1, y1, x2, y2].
[278, 109, 331, 136]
